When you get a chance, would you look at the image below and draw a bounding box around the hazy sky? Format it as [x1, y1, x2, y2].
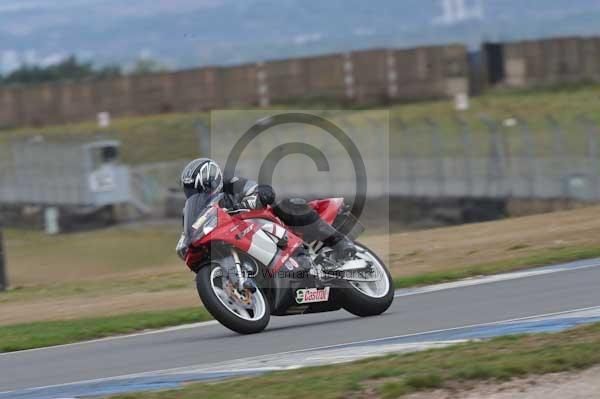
[1, 0, 599, 73]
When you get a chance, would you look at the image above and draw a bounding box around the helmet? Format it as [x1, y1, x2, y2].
[180, 158, 223, 198]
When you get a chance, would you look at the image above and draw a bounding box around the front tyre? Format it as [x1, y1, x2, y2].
[341, 243, 394, 317]
[196, 263, 270, 334]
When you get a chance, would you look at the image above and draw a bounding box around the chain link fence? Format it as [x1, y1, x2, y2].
[390, 115, 600, 201]
[1, 113, 599, 218]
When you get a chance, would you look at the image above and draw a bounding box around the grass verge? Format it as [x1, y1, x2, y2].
[0, 271, 190, 304]
[108, 322, 600, 399]
[393, 246, 600, 288]
[4, 225, 181, 288]
[2, 83, 600, 164]
[1, 245, 599, 353]
[0, 307, 211, 353]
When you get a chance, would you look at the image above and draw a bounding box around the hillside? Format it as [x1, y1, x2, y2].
[1, 0, 600, 73]
[2, 84, 599, 164]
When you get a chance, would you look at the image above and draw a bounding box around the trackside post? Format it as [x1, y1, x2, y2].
[0, 228, 7, 291]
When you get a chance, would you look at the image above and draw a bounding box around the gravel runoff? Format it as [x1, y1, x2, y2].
[405, 365, 600, 399]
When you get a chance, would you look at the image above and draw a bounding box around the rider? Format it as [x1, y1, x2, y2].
[175, 158, 355, 265]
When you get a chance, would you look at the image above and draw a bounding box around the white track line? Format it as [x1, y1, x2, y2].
[0, 320, 219, 357]
[3, 304, 599, 397]
[210, 304, 600, 360]
[3, 259, 599, 357]
[394, 259, 600, 298]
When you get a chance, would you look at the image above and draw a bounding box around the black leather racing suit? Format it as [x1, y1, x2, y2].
[176, 176, 353, 262]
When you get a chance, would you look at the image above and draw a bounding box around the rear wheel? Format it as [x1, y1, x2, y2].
[341, 243, 394, 317]
[196, 263, 270, 334]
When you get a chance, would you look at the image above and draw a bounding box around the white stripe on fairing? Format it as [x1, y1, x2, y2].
[394, 259, 600, 298]
[247, 229, 278, 266]
[274, 225, 286, 239]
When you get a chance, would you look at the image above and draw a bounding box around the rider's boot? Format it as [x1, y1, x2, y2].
[314, 218, 356, 261]
[272, 198, 355, 266]
[295, 218, 356, 264]
[328, 235, 356, 261]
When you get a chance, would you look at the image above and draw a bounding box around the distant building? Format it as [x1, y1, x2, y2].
[433, 0, 484, 25]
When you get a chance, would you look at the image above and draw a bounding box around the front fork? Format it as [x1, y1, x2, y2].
[230, 249, 245, 289]
[228, 248, 257, 293]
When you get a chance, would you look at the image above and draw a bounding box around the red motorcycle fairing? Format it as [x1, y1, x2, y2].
[185, 200, 348, 317]
[237, 208, 283, 224]
[308, 197, 344, 225]
[238, 200, 343, 227]
[185, 206, 304, 275]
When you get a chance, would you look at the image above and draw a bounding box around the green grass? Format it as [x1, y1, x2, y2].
[4, 224, 182, 289]
[0, 112, 210, 164]
[0, 271, 191, 305]
[1, 83, 599, 164]
[0, 307, 211, 352]
[108, 322, 600, 399]
[393, 246, 600, 288]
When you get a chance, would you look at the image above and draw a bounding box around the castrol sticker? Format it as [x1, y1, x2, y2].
[295, 287, 330, 304]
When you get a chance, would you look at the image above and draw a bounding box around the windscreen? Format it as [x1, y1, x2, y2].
[183, 192, 223, 244]
[183, 193, 212, 243]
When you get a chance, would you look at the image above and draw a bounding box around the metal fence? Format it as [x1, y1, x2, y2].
[390, 115, 600, 201]
[1, 113, 599, 217]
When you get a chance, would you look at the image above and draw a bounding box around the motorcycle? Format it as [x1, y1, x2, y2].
[183, 192, 394, 334]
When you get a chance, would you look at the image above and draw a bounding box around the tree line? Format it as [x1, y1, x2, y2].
[0, 56, 165, 86]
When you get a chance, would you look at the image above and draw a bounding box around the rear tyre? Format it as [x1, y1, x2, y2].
[196, 263, 270, 334]
[341, 243, 394, 317]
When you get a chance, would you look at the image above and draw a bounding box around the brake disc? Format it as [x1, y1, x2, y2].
[225, 281, 253, 306]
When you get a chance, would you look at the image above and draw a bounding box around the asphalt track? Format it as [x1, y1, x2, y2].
[2, 258, 600, 398]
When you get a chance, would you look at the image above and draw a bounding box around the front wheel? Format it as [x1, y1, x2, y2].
[341, 243, 394, 317]
[196, 263, 270, 334]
